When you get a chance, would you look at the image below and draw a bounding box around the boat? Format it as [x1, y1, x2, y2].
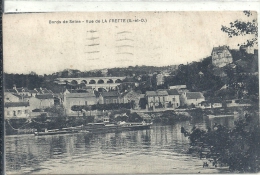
[34, 125, 88, 136]
[34, 128, 79, 136]
[83, 121, 152, 133]
[207, 114, 234, 119]
[118, 121, 152, 130]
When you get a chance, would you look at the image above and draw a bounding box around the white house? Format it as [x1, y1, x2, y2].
[180, 92, 205, 107]
[29, 94, 54, 110]
[4, 102, 31, 119]
[166, 89, 180, 109]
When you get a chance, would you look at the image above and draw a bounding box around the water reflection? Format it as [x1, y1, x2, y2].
[6, 117, 234, 174]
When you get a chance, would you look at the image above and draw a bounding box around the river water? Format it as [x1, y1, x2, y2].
[5, 117, 235, 174]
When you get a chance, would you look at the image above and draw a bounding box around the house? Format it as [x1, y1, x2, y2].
[225, 99, 252, 108]
[63, 92, 97, 114]
[99, 91, 120, 104]
[29, 94, 55, 111]
[34, 87, 53, 94]
[169, 85, 187, 90]
[156, 74, 164, 85]
[210, 99, 223, 108]
[199, 101, 212, 109]
[4, 102, 30, 119]
[199, 99, 222, 109]
[16, 87, 30, 97]
[119, 90, 142, 109]
[4, 93, 22, 102]
[145, 90, 168, 110]
[28, 90, 38, 97]
[169, 85, 189, 94]
[180, 92, 205, 107]
[212, 45, 233, 67]
[166, 89, 180, 109]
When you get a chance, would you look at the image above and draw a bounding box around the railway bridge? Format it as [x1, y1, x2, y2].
[54, 77, 126, 90]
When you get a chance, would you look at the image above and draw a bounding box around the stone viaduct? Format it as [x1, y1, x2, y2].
[54, 77, 126, 90]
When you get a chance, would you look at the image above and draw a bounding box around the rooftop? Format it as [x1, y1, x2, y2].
[5, 102, 30, 108]
[35, 94, 54, 99]
[167, 89, 179, 95]
[66, 93, 96, 98]
[101, 91, 120, 97]
[185, 92, 204, 99]
[212, 45, 229, 52]
[146, 90, 168, 96]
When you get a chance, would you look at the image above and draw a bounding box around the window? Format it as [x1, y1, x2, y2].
[85, 101, 88, 105]
[7, 111, 10, 115]
[25, 110, 29, 114]
[105, 99, 109, 104]
[172, 98, 175, 102]
[18, 110, 22, 115]
[113, 99, 117, 103]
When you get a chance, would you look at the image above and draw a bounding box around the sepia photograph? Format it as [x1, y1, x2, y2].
[2, 11, 259, 174]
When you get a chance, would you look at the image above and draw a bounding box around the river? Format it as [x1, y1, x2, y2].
[5, 116, 235, 174]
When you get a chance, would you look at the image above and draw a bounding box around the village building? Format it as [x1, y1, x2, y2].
[63, 91, 97, 114]
[99, 91, 120, 104]
[199, 98, 223, 109]
[225, 99, 252, 108]
[28, 90, 38, 97]
[4, 102, 30, 119]
[16, 87, 31, 97]
[119, 90, 142, 109]
[169, 85, 189, 94]
[34, 87, 53, 94]
[145, 90, 168, 110]
[29, 94, 55, 111]
[4, 93, 22, 102]
[156, 74, 164, 85]
[212, 45, 233, 67]
[166, 89, 180, 109]
[180, 92, 205, 107]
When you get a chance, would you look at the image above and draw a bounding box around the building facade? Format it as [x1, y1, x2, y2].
[63, 92, 97, 114]
[120, 90, 142, 109]
[99, 91, 120, 104]
[29, 94, 55, 111]
[212, 45, 233, 67]
[4, 102, 31, 119]
[180, 92, 205, 107]
[166, 89, 180, 109]
[145, 90, 168, 110]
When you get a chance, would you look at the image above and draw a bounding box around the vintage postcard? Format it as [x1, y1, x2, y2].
[3, 11, 259, 174]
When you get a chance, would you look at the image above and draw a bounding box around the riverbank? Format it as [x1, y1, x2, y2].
[182, 108, 260, 173]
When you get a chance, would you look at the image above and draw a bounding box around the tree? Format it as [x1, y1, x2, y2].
[221, 11, 258, 47]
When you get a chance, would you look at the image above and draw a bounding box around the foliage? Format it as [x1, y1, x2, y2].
[187, 112, 260, 173]
[44, 105, 66, 117]
[221, 11, 258, 47]
[4, 73, 44, 89]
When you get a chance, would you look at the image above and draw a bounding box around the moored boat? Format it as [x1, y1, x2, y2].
[207, 114, 234, 119]
[34, 128, 79, 136]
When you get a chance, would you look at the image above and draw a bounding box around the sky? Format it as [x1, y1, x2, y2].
[3, 11, 258, 75]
